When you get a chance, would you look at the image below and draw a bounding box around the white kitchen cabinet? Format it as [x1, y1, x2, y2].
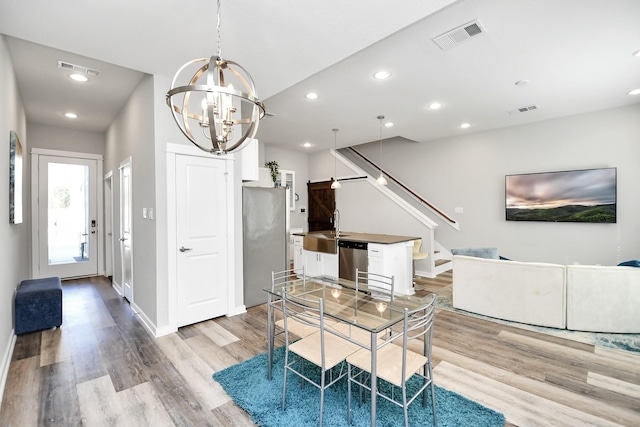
[367, 241, 414, 295]
[303, 249, 338, 279]
[276, 169, 295, 211]
[292, 235, 304, 275]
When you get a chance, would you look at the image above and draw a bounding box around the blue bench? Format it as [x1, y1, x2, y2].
[15, 277, 63, 335]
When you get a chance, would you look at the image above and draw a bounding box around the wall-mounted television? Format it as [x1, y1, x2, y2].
[505, 167, 616, 223]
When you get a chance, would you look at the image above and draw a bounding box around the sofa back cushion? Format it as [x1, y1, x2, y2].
[566, 265, 640, 333]
[453, 255, 566, 329]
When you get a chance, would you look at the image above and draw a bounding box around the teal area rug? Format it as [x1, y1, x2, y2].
[434, 285, 640, 353]
[213, 346, 505, 427]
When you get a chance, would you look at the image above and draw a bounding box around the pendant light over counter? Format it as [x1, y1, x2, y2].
[331, 128, 341, 189]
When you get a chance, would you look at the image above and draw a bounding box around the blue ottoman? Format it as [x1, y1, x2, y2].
[15, 277, 63, 335]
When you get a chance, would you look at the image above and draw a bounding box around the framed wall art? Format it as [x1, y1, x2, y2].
[9, 130, 23, 224]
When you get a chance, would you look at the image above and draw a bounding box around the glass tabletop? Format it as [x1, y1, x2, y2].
[266, 275, 433, 333]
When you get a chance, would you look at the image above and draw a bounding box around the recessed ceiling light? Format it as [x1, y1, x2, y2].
[69, 73, 88, 82]
[428, 102, 442, 110]
[302, 142, 313, 148]
[633, 50, 640, 57]
[460, 122, 471, 129]
[384, 122, 394, 127]
[65, 112, 78, 119]
[628, 88, 640, 95]
[515, 79, 529, 86]
[373, 70, 391, 80]
[305, 92, 318, 100]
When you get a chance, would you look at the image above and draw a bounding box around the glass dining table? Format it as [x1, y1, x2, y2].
[265, 274, 434, 427]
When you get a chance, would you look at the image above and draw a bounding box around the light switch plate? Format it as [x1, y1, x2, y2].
[142, 207, 147, 218]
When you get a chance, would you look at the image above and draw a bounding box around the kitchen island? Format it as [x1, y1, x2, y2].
[292, 231, 419, 295]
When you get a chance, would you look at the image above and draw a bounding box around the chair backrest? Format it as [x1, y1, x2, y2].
[271, 266, 305, 292]
[355, 268, 394, 302]
[401, 293, 436, 382]
[281, 289, 327, 367]
[413, 238, 423, 255]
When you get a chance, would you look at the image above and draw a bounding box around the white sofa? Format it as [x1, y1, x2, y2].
[453, 255, 640, 332]
[453, 255, 566, 329]
[566, 265, 640, 333]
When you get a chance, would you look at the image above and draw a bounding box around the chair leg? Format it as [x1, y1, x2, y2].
[402, 384, 409, 427]
[347, 364, 352, 425]
[429, 363, 437, 426]
[319, 369, 326, 427]
[282, 351, 289, 411]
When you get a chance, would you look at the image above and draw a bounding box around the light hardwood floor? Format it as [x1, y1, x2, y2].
[1, 273, 639, 426]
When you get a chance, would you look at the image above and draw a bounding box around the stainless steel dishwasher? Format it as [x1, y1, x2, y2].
[338, 240, 368, 281]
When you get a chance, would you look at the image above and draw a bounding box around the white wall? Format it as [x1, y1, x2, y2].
[264, 145, 310, 231]
[104, 74, 158, 324]
[28, 123, 105, 155]
[311, 104, 640, 266]
[0, 35, 29, 397]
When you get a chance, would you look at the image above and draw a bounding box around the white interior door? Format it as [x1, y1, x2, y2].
[120, 160, 133, 301]
[35, 155, 98, 279]
[104, 172, 114, 279]
[176, 154, 228, 326]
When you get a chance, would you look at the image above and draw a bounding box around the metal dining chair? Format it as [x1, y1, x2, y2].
[332, 269, 395, 346]
[346, 293, 437, 427]
[281, 289, 360, 427]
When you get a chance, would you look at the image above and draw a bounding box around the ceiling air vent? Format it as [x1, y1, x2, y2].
[57, 61, 101, 77]
[508, 105, 539, 115]
[432, 20, 485, 50]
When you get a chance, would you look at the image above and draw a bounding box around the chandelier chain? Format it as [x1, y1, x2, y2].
[216, 0, 222, 58]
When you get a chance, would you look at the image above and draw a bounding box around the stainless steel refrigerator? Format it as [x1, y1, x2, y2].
[242, 186, 289, 308]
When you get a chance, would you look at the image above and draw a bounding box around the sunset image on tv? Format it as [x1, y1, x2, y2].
[505, 168, 616, 223]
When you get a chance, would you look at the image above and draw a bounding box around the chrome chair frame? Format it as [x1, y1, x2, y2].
[281, 289, 359, 427]
[347, 294, 437, 427]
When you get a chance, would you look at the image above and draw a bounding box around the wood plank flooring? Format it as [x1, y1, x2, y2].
[1, 273, 639, 426]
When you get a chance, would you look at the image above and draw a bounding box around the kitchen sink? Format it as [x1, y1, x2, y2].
[303, 231, 349, 254]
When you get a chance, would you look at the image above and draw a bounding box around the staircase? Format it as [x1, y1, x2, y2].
[335, 147, 456, 278]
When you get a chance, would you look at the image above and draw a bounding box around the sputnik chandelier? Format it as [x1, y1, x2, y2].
[166, 0, 265, 155]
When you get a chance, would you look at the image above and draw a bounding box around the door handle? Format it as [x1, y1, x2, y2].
[179, 246, 193, 252]
[120, 238, 126, 242]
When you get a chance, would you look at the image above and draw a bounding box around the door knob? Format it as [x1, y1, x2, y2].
[179, 246, 193, 252]
[120, 238, 126, 242]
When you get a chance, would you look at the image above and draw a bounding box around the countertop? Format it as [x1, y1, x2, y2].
[293, 231, 418, 245]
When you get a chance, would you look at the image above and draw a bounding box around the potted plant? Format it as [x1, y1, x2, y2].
[265, 160, 279, 184]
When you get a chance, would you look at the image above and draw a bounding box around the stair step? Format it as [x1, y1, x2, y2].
[435, 259, 450, 267]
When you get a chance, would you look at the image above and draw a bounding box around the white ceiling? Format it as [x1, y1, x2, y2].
[1, 0, 639, 151]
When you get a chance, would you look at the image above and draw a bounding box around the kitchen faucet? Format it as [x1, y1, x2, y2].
[334, 209, 341, 237]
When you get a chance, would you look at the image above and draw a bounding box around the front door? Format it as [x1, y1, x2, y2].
[34, 154, 99, 279]
[176, 154, 228, 326]
[308, 181, 335, 232]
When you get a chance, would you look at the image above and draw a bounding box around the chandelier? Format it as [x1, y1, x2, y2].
[166, 0, 265, 155]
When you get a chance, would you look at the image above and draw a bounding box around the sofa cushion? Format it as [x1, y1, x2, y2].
[451, 247, 499, 259]
[453, 255, 566, 329]
[566, 265, 640, 333]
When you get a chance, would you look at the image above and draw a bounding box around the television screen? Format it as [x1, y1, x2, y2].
[505, 168, 616, 223]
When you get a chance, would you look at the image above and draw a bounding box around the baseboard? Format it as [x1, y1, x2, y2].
[130, 301, 177, 338]
[0, 330, 17, 407]
[228, 304, 247, 316]
[111, 279, 123, 296]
